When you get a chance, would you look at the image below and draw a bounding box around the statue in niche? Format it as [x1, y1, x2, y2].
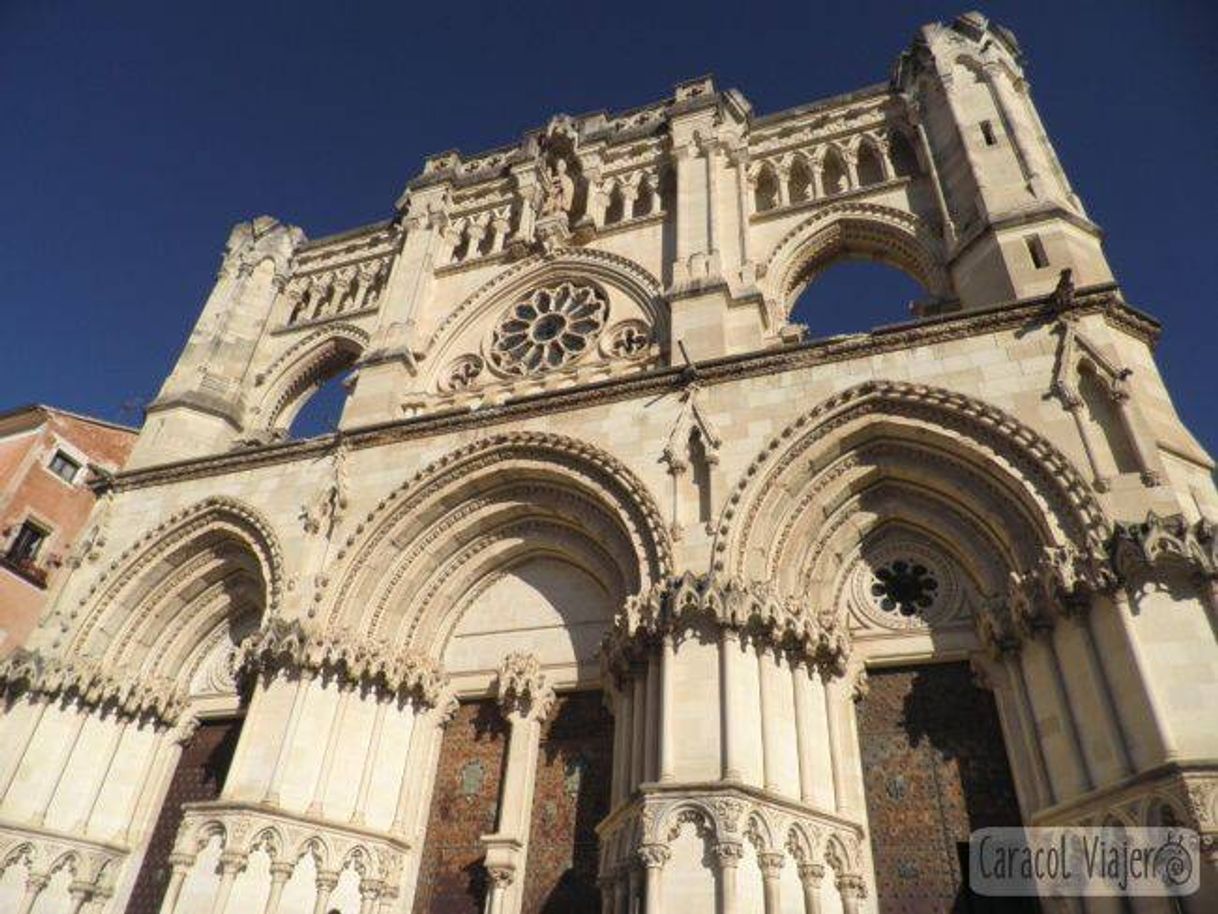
[540, 158, 575, 216]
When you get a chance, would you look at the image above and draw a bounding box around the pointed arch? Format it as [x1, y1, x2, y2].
[713, 382, 1110, 597]
[251, 327, 367, 433]
[70, 497, 283, 683]
[820, 145, 849, 196]
[421, 248, 666, 383]
[321, 432, 672, 659]
[753, 161, 781, 211]
[855, 138, 886, 186]
[763, 201, 952, 314]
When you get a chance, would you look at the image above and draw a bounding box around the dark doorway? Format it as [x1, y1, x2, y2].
[521, 691, 614, 914]
[125, 717, 242, 914]
[412, 699, 510, 914]
[856, 663, 1036, 913]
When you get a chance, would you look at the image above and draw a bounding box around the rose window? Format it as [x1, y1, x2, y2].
[489, 283, 608, 375]
[870, 560, 939, 617]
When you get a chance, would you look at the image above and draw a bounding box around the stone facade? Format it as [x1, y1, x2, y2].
[1, 11, 1215, 914]
[0, 405, 135, 653]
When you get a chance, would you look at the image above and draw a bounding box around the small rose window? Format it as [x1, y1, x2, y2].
[489, 282, 608, 375]
[870, 560, 939, 617]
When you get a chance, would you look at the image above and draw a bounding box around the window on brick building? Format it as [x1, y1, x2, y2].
[48, 450, 82, 483]
[7, 521, 48, 563]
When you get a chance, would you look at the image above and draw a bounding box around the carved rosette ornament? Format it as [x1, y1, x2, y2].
[439, 354, 485, 393]
[602, 572, 851, 681]
[488, 282, 608, 376]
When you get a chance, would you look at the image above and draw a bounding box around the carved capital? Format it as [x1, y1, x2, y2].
[836, 873, 867, 898]
[637, 843, 671, 870]
[798, 862, 826, 886]
[711, 841, 744, 870]
[486, 864, 516, 887]
[757, 851, 785, 878]
[496, 652, 555, 721]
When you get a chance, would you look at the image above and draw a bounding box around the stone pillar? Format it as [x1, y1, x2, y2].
[312, 870, 339, 914]
[835, 874, 866, 914]
[638, 844, 670, 914]
[0, 694, 48, 801]
[758, 649, 781, 792]
[351, 692, 389, 825]
[66, 885, 93, 914]
[659, 635, 676, 782]
[159, 854, 193, 914]
[481, 653, 555, 914]
[758, 851, 784, 914]
[713, 841, 743, 914]
[265, 671, 310, 806]
[33, 700, 88, 826]
[798, 863, 824, 914]
[631, 668, 647, 789]
[210, 853, 244, 914]
[264, 861, 294, 914]
[307, 682, 352, 817]
[15, 873, 48, 914]
[791, 660, 817, 804]
[720, 629, 742, 781]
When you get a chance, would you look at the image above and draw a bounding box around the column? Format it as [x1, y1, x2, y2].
[483, 654, 555, 914]
[842, 150, 859, 190]
[644, 652, 660, 783]
[1003, 652, 1055, 806]
[308, 682, 352, 818]
[659, 635, 675, 782]
[823, 675, 847, 815]
[390, 704, 438, 836]
[612, 686, 632, 806]
[15, 874, 48, 914]
[486, 867, 515, 914]
[713, 842, 743, 914]
[835, 874, 866, 914]
[81, 717, 128, 832]
[758, 852, 784, 914]
[358, 880, 383, 914]
[159, 855, 193, 914]
[312, 871, 338, 914]
[791, 661, 816, 804]
[33, 700, 88, 826]
[66, 886, 93, 914]
[0, 694, 48, 801]
[351, 691, 389, 825]
[798, 863, 824, 914]
[265, 671, 310, 805]
[631, 668, 647, 789]
[210, 854, 244, 914]
[1110, 590, 1178, 760]
[759, 650, 780, 791]
[264, 861, 294, 914]
[126, 726, 181, 844]
[638, 844, 670, 914]
[720, 630, 742, 781]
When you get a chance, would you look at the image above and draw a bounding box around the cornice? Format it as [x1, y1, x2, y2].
[108, 287, 1157, 493]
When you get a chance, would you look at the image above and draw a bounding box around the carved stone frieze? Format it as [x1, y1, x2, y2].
[235, 617, 447, 708]
[601, 572, 851, 679]
[0, 648, 189, 726]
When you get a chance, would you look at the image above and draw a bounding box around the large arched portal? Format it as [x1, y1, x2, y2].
[317, 432, 671, 914]
[716, 381, 1112, 910]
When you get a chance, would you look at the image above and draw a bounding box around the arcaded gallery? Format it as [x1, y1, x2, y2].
[1, 11, 1215, 914]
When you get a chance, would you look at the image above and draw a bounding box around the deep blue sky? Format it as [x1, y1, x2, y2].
[2, 1, 1214, 453]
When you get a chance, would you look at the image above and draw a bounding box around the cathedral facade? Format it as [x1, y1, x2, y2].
[1, 12, 1215, 914]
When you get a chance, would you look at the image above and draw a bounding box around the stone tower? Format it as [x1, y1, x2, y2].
[1, 12, 1214, 914]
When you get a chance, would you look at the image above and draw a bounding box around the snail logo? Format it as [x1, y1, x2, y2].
[1152, 833, 1193, 888]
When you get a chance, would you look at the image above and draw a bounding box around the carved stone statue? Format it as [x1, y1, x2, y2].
[540, 159, 575, 217]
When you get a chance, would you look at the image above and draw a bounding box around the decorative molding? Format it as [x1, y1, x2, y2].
[602, 572, 851, 680]
[235, 617, 448, 708]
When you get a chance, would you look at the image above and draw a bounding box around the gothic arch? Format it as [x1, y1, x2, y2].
[421, 247, 667, 367]
[321, 432, 672, 658]
[762, 202, 952, 314]
[68, 497, 283, 684]
[713, 382, 1110, 600]
[251, 327, 366, 432]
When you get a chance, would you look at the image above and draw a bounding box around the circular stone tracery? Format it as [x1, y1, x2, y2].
[871, 560, 938, 617]
[489, 282, 608, 375]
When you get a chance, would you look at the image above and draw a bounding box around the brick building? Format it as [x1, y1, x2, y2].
[0, 405, 136, 652]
